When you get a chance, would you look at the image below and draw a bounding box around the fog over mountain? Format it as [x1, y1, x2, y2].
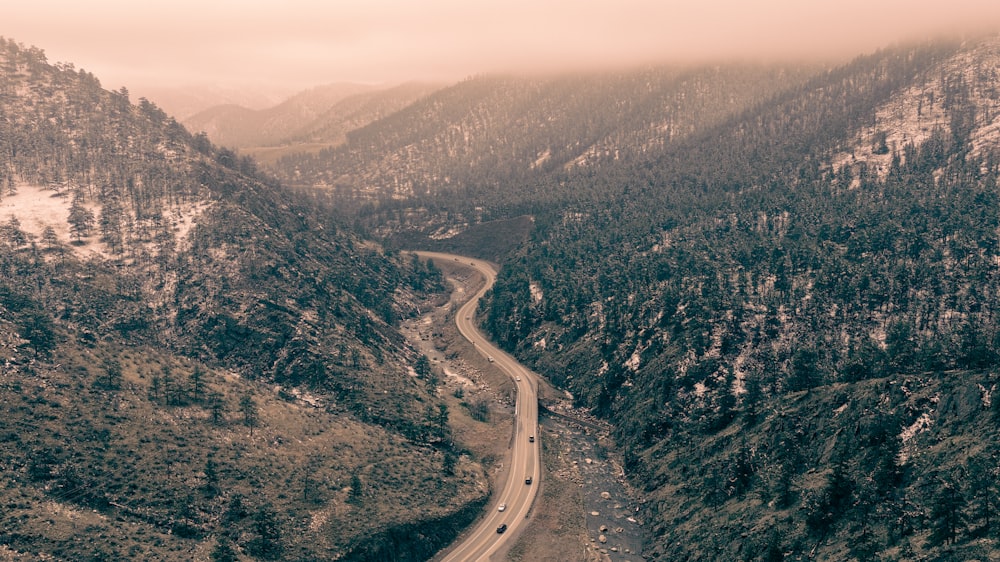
[8, 0, 1000, 106]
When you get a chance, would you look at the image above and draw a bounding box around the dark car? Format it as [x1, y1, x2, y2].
[525, 476, 532, 485]
[497, 523, 507, 534]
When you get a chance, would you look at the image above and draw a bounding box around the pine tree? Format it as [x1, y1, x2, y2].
[67, 191, 94, 242]
[349, 473, 364, 506]
[4, 215, 27, 247]
[20, 311, 56, 358]
[247, 504, 283, 559]
[189, 366, 205, 402]
[239, 392, 258, 435]
[199, 458, 218, 497]
[966, 455, 998, 538]
[929, 480, 965, 546]
[148, 375, 162, 404]
[98, 197, 123, 253]
[40, 225, 60, 252]
[210, 537, 238, 562]
[208, 391, 225, 425]
[96, 358, 122, 390]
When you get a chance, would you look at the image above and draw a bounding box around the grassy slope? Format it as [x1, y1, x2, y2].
[0, 336, 489, 560]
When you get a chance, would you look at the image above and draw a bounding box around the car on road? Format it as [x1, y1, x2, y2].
[525, 476, 532, 485]
[498, 503, 506, 512]
[496, 523, 507, 534]
[529, 435, 534, 442]
[488, 356, 494, 362]
[515, 376, 521, 381]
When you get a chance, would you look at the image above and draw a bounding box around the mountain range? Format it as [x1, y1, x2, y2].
[5, 31, 1000, 561]
[182, 81, 443, 167]
[465, 37, 1000, 561]
[275, 34, 1000, 560]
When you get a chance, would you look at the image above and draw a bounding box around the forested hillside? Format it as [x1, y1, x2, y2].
[261, 35, 1000, 559]
[0, 37, 484, 560]
[474, 37, 1000, 559]
[271, 64, 818, 208]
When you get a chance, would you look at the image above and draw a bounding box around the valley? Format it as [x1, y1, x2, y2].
[5, 30, 1000, 561]
[399, 254, 648, 561]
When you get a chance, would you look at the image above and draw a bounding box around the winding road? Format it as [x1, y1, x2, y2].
[416, 252, 541, 562]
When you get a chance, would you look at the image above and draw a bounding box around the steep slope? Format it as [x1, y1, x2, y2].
[0, 38, 484, 560]
[475, 36, 1000, 559]
[272, 64, 819, 203]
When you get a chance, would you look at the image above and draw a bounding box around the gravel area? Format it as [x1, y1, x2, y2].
[542, 411, 649, 561]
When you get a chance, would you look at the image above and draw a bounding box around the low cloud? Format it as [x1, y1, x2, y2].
[6, 0, 1000, 91]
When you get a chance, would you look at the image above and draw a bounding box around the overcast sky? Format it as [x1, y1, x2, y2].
[7, 0, 1000, 93]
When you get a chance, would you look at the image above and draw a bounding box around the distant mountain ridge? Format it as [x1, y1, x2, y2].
[183, 82, 381, 147]
[131, 82, 296, 120]
[183, 81, 444, 161]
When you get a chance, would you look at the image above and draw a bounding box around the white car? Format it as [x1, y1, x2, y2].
[498, 503, 507, 512]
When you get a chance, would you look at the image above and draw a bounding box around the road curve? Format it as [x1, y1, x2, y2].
[415, 252, 541, 562]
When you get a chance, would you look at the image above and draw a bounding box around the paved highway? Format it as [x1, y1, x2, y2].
[416, 252, 541, 562]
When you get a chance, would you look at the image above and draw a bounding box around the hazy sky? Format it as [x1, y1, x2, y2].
[7, 0, 1000, 92]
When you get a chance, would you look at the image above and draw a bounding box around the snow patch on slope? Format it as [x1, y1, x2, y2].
[529, 281, 543, 305]
[2, 183, 77, 239]
[833, 37, 1000, 181]
[0, 182, 211, 259]
[898, 395, 938, 464]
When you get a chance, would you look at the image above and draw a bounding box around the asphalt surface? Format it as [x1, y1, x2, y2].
[416, 252, 541, 562]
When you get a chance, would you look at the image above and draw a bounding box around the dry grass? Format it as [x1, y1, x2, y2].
[0, 337, 488, 560]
